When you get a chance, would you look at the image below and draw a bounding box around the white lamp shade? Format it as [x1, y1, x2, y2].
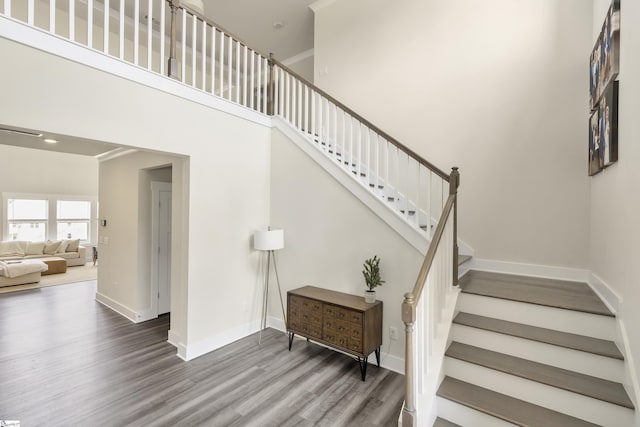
[254, 229, 284, 251]
[181, 0, 205, 16]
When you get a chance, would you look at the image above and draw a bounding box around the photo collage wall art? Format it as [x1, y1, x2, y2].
[589, 0, 620, 176]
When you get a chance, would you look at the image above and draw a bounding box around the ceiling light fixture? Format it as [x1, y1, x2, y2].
[44, 138, 58, 144]
[273, 21, 285, 30]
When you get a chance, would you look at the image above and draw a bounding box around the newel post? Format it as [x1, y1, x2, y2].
[449, 167, 460, 286]
[267, 53, 275, 116]
[402, 292, 417, 427]
[167, 0, 180, 79]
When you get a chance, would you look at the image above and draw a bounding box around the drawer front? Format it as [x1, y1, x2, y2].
[350, 324, 362, 341]
[335, 320, 349, 335]
[335, 307, 349, 321]
[323, 304, 336, 317]
[323, 330, 336, 344]
[336, 334, 349, 348]
[349, 338, 362, 353]
[350, 311, 363, 324]
[309, 325, 322, 339]
[323, 317, 335, 331]
[310, 313, 322, 327]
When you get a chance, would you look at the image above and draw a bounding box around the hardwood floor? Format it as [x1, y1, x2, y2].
[0, 282, 404, 426]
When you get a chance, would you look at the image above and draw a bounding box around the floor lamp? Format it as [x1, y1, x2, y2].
[254, 228, 287, 344]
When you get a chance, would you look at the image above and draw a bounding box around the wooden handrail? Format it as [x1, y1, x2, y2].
[271, 59, 451, 182]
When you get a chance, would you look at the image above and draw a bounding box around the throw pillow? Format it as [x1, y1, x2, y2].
[44, 240, 62, 255]
[57, 240, 70, 254]
[66, 239, 81, 253]
[25, 241, 46, 256]
[0, 240, 27, 257]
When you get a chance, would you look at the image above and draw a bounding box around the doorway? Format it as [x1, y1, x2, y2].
[151, 181, 172, 315]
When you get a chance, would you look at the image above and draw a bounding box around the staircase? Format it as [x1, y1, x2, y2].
[435, 270, 635, 426]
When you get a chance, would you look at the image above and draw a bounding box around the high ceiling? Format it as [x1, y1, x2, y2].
[202, 0, 316, 61]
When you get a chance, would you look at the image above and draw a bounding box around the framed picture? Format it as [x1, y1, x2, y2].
[589, 109, 601, 176]
[599, 80, 619, 168]
[590, 0, 620, 111]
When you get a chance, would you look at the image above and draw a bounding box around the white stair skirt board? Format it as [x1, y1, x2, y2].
[444, 357, 635, 427]
[457, 293, 616, 340]
[451, 324, 624, 382]
[436, 396, 518, 427]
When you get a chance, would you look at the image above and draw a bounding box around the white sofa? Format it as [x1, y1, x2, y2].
[0, 240, 87, 287]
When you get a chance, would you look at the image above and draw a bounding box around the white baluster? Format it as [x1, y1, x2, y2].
[318, 97, 324, 148]
[357, 121, 362, 179]
[201, 20, 207, 89]
[332, 104, 337, 161]
[103, 0, 108, 54]
[219, 32, 225, 96]
[384, 139, 389, 202]
[285, 73, 290, 122]
[249, 50, 254, 109]
[348, 115, 354, 172]
[375, 134, 380, 193]
[310, 91, 316, 140]
[69, 0, 75, 41]
[243, 45, 248, 106]
[341, 109, 346, 167]
[262, 58, 268, 113]
[87, 0, 94, 48]
[146, 0, 152, 69]
[27, 0, 33, 25]
[210, 27, 216, 93]
[181, 8, 186, 83]
[304, 86, 309, 133]
[134, 0, 139, 65]
[395, 146, 400, 213]
[227, 36, 232, 100]
[119, 0, 124, 60]
[278, 67, 285, 116]
[191, 14, 197, 86]
[298, 81, 303, 131]
[256, 55, 262, 110]
[291, 77, 297, 127]
[405, 154, 410, 220]
[159, 0, 165, 75]
[50, 0, 56, 33]
[4, 0, 10, 17]
[235, 41, 240, 103]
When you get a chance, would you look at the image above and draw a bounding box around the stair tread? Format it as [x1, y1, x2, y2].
[433, 417, 461, 427]
[458, 255, 471, 266]
[437, 376, 599, 427]
[459, 270, 614, 316]
[454, 312, 623, 360]
[446, 342, 634, 409]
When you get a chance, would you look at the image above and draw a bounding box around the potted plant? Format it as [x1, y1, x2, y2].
[362, 255, 384, 303]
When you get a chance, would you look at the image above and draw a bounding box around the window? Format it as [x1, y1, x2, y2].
[7, 199, 48, 241]
[57, 200, 91, 240]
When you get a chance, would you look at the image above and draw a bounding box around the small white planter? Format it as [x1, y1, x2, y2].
[364, 290, 376, 303]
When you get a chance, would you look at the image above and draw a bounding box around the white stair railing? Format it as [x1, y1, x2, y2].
[402, 169, 459, 426]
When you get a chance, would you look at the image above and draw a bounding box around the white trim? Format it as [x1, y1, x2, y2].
[0, 16, 271, 132]
[281, 48, 314, 67]
[309, 0, 339, 13]
[182, 319, 262, 361]
[470, 258, 589, 283]
[150, 181, 172, 318]
[617, 319, 640, 409]
[273, 117, 429, 255]
[95, 292, 140, 323]
[95, 148, 138, 162]
[587, 271, 620, 314]
[167, 330, 188, 360]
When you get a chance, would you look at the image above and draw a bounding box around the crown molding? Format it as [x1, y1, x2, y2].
[309, 0, 339, 13]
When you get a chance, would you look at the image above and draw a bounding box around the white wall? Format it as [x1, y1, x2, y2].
[270, 127, 423, 363]
[313, 0, 593, 269]
[0, 36, 271, 358]
[0, 144, 98, 240]
[590, 0, 640, 416]
[98, 153, 178, 321]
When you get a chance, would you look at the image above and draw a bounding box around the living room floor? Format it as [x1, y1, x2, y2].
[0, 282, 404, 426]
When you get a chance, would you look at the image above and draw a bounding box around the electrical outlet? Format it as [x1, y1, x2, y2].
[389, 326, 398, 340]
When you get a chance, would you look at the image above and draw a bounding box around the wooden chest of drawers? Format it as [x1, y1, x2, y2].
[287, 286, 383, 381]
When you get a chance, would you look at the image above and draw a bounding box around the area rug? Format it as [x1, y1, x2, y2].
[0, 264, 97, 294]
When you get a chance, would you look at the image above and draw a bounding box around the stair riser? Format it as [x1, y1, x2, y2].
[436, 396, 518, 426]
[445, 357, 635, 426]
[457, 293, 616, 340]
[451, 324, 624, 382]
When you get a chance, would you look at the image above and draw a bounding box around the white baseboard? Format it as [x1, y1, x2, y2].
[268, 315, 406, 374]
[470, 258, 589, 283]
[587, 272, 620, 314]
[95, 292, 140, 323]
[167, 329, 188, 360]
[182, 319, 261, 361]
[617, 319, 640, 410]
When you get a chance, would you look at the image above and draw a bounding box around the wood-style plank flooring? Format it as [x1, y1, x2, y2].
[0, 282, 404, 426]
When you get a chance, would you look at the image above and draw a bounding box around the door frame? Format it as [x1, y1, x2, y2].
[150, 181, 172, 317]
